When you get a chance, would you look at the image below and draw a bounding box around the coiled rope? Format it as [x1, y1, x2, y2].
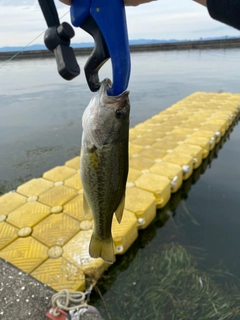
[50, 285, 93, 317]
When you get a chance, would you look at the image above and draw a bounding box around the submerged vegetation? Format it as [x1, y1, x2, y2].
[92, 243, 240, 320]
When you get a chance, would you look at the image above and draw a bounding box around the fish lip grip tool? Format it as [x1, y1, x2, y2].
[38, 0, 131, 96]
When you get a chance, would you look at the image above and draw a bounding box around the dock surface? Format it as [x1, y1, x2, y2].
[0, 92, 239, 307]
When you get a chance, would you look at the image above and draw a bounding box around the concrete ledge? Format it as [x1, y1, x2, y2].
[0, 257, 55, 320]
[1, 38, 240, 61]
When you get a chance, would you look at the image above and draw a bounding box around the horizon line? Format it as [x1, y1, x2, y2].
[1, 35, 239, 51]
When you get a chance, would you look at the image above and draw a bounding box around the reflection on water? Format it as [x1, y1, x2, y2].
[1, 49, 240, 319]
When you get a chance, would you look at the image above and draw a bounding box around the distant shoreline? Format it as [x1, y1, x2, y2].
[1, 38, 240, 61]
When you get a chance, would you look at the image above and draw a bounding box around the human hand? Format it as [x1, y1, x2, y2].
[59, 0, 156, 6]
[59, 0, 71, 5]
[124, 0, 156, 6]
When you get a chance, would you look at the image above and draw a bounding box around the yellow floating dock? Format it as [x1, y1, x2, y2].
[0, 92, 239, 292]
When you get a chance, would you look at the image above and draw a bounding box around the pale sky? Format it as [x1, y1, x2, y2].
[0, 0, 239, 47]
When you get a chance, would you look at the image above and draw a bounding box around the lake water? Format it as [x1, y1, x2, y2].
[1, 49, 240, 319]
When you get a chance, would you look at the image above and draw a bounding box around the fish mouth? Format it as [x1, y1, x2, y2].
[99, 78, 112, 97]
[99, 78, 130, 104]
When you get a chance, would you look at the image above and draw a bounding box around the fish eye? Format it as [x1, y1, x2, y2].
[116, 109, 123, 118]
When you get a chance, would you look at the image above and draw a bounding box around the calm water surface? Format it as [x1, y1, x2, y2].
[1, 49, 240, 319]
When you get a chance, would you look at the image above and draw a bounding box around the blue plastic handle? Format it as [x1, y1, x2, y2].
[70, 0, 90, 27]
[70, 0, 131, 96]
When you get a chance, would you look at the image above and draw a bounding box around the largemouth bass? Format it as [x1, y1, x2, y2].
[80, 78, 130, 264]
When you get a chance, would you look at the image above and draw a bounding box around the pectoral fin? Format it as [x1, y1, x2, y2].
[114, 195, 125, 224]
[83, 192, 91, 217]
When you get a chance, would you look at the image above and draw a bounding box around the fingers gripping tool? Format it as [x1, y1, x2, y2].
[38, 0, 131, 96]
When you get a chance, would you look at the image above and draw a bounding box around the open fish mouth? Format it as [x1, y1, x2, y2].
[99, 78, 130, 106]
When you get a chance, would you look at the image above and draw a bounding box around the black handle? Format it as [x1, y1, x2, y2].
[38, 0, 60, 27]
[38, 0, 80, 81]
[54, 44, 80, 81]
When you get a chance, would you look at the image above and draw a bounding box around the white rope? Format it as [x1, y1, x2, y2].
[50, 285, 93, 317]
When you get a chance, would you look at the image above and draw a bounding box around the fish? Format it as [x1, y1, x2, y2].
[80, 78, 130, 264]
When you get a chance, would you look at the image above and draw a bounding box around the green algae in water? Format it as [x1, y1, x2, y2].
[92, 243, 240, 320]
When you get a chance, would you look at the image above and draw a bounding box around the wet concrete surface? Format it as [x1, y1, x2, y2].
[0, 258, 56, 320]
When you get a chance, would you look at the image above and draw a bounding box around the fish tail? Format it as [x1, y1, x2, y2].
[89, 233, 115, 264]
